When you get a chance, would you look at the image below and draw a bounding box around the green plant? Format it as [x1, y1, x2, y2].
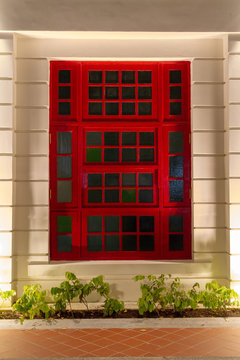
[166, 277, 199, 312]
[13, 284, 54, 324]
[0, 289, 16, 306]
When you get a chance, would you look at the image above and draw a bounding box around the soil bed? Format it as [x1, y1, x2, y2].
[1, 308, 240, 320]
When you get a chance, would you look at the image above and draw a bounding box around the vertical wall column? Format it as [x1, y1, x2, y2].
[0, 34, 13, 298]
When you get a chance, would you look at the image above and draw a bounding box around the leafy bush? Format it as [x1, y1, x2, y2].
[13, 284, 55, 324]
[0, 289, 15, 306]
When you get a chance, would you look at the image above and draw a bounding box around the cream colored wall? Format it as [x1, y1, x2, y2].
[10, 33, 228, 302]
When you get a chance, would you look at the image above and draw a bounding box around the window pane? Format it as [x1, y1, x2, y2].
[88, 189, 102, 203]
[122, 189, 136, 203]
[139, 189, 153, 203]
[122, 173, 136, 187]
[59, 70, 70, 83]
[105, 216, 119, 232]
[170, 86, 181, 99]
[169, 156, 183, 178]
[88, 216, 102, 232]
[105, 87, 119, 100]
[105, 102, 119, 115]
[138, 102, 152, 115]
[88, 174, 102, 187]
[105, 71, 119, 84]
[104, 132, 119, 146]
[139, 148, 154, 162]
[88, 235, 102, 251]
[89, 102, 102, 115]
[86, 148, 101, 162]
[122, 71, 135, 84]
[169, 180, 184, 202]
[57, 216, 72, 233]
[57, 181, 72, 203]
[58, 102, 71, 115]
[57, 132, 72, 154]
[86, 131, 102, 146]
[122, 103, 135, 115]
[105, 173, 119, 187]
[104, 148, 119, 162]
[138, 173, 153, 187]
[57, 156, 72, 178]
[140, 235, 154, 251]
[105, 189, 119, 203]
[89, 71, 102, 84]
[138, 71, 152, 84]
[170, 102, 182, 115]
[139, 132, 154, 145]
[105, 235, 120, 251]
[122, 216, 137, 232]
[57, 235, 72, 252]
[140, 216, 154, 232]
[169, 234, 184, 251]
[169, 132, 183, 154]
[122, 132, 136, 145]
[169, 215, 183, 232]
[89, 87, 103, 99]
[58, 86, 71, 99]
[122, 235, 137, 251]
[122, 87, 135, 99]
[122, 148, 137, 162]
[169, 70, 181, 84]
[138, 87, 152, 99]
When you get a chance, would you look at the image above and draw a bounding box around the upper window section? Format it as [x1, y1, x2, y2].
[82, 63, 158, 120]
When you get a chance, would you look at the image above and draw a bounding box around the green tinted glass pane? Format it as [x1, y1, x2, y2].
[87, 216, 102, 233]
[57, 216, 72, 233]
[86, 132, 102, 146]
[86, 148, 101, 162]
[88, 235, 102, 251]
[88, 189, 102, 203]
[57, 235, 72, 252]
[122, 189, 136, 203]
[105, 235, 120, 251]
[88, 174, 102, 187]
[105, 189, 119, 203]
[169, 132, 183, 154]
[122, 235, 137, 251]
[57, 181, 72, 203]
[169, 215, 183, 233]
[169, 234, 184, 251]
[105, 216, 119, 232]
[169, 156, 183, 178]
[57, 132, 72, 154]
[140, 235, 154, 251]
[122, 173, 136, 187]
[169, 180, 184, 202]
[104, 149, 119, 162]
[57, 156, 72, 178]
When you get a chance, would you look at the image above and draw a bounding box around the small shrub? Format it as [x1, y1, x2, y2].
[0, 289, 16, 306]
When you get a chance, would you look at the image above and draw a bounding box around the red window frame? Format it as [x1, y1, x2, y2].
[50, 61, 191, 261]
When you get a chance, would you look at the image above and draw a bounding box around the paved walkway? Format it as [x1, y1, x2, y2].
[1, 327, 240, 358]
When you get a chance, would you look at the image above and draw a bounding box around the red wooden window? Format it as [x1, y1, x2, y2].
[50, 61, 191, 261]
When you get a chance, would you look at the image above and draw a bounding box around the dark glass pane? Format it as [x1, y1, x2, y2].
[170, 70, 181, 84]
[59, 70, 70, 84]
[122, 173, 136, 187]
[87, 216, 102, 233]
[169, 180, 184, 202]
[170, 102, 182, 115]
[105, 102, 119, 115]
[122, 235, 137, 251]
[140, 235, 154, 251]
[139, 132, 154, 145]
[57, 235, 72, 252]
[88, 174, 102, 187]
[138, 102, 152, 115]
[57, 216, 72, 233]
[122, 216, 137, 232]
[122, 148, 137, 162]
[169, 156, 183, 178]
[88, 235, 102, 251]
[105, 173, 119, 187]
[105, 216, 119, 232]
[170, 86, 181, 99]
[105, 71, 119, 84]
[122, 103, 135, 115]
[57, 132, 72, 154]
[58, 86, 71, 99]
[104, 132, 119, 146]
[122, 71, 135, 84]
[169, 215, 183, 233]
[138, 173, 153, 187]
[122, 132, 136, 145]
[169, 132, 183, 154]
[138, 71, 152, 84]
[139, 189, 153, 203]
[105, 189, 119, 203]
[104, 148, 119, 162]
[86, 131, 102, 146]
[86, 148, 101, 162]
[122, 87, 135, 99]
[138, 87, 152, 99]
[58, 102, 70, 115]
[122, 189, 136, 203]
[169, 234, 184, 251]
[89, 102, 102, 115]
[89, 87, 103, 100]
[57, 156, 72, 178]
[140, 216, 154, 232]
[57, 181, 72, 203]
[139, 148, 154, 162]
[105, 235, 120, 251]
[105, 87, 119, 100]
[88, 189, 102, 203]
[89, 71, 102, 84]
